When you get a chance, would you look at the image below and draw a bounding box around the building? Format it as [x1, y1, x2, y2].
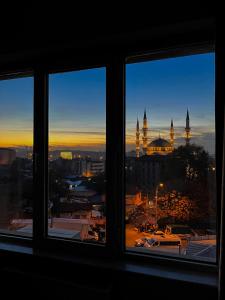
[71, 158, 88, 176]
[132, 110, 191, 190]
[135, 155, 166, 190]
[0, 148, 16, 166]
[136, 110, 191, 157]
[60, 151, 73, 160]
[72, 159, 105, 177]
[88, 160, 105, 175]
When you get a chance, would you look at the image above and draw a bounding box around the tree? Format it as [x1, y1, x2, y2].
[158, 145, 215, 228]
[157, 190, 197, 224]
[164, 144, 210, 185]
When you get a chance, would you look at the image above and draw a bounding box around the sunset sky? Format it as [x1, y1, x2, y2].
[0, 53, 215, 154]
[0, 76, 33, 147]
[126, 53, 215, 154]
[49, 68, 106, 150]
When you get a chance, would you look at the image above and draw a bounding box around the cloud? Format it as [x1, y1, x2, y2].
[50, 130, 106, 135]
[49, 143, 106, 151]
[0, 129, 33, 132]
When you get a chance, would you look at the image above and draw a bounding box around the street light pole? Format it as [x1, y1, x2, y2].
[155, 186, 158, 226]
[155, 183, 163, 227]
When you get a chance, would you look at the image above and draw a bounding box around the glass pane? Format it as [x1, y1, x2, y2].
[126, 53, 216, 262]
[0, 76, 33, 237]
[49, 68, 106, 243]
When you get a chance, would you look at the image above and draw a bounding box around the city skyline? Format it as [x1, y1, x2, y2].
[0, 53, 215, 153]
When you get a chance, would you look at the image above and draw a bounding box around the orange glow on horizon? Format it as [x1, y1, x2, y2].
[0, 130, 106, 148]
[49, 132, 106, 148]
[49, 133, 105, 143]
[0, 130, 33, 147]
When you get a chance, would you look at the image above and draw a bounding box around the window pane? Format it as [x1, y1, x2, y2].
[126, 53, 216, 262]
[0, 76, 33, 237]
[49, 68, 106, 243]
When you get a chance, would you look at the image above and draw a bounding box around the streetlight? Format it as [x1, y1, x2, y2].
[155, 182, 164, 227]
[48, 200, 53, 228]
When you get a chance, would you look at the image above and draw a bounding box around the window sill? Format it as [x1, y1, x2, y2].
[0, 242, 218, 288]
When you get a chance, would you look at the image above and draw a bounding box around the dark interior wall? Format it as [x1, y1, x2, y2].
[0, 9, 215, 68]
[1, 9, 214, 47]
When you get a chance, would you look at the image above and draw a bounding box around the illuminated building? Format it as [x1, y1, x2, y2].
[131, 110, 192, 190]
[60, 151, 73, 160]
[82, 160, 105, 177]
[185, 109, 191, 145]
[136, 119, 140, 158]
[135, 110, 191, 157]
[147, 137, 173, 155]
[142, 109, 148, 155]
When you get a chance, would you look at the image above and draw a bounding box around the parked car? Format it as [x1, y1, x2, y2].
[86, 230, 99, 241]
[135, 237, 149, 247]
[165, 224, 194, 240]
[135, 235, 181, 247]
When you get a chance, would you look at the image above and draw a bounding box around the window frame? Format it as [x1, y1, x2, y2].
[35, 61, 114, 258]
[0, 21, 220, 276]
[0, 70, 34, 245]
[123, 45, 219, 271]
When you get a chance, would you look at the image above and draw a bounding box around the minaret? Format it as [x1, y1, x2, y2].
[136, 118, 140, 158]
[170, 119, 174, 148]
[185, 109, 191, 145]
[142, 109, 148, 155]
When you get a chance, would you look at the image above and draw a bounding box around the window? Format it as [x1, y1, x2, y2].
[48, 68, 106, 243]
[125, 53, 216, 262]
[0, 76, 33, 237]
[0, 42, 218, 277]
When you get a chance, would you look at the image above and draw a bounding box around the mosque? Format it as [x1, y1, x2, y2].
[135, 109, 191, 158]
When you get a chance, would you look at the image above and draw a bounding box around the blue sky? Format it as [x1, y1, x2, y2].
[49, 68, 106, 149]
[0, 76, 33, 147]
[0, 53, 215, 153]
[126, 53, 215, 154]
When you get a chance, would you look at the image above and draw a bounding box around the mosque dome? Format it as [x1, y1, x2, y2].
[147, 138, 173, 155]
[135, 109, 191, 157]
[148, 138, 172, 148]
